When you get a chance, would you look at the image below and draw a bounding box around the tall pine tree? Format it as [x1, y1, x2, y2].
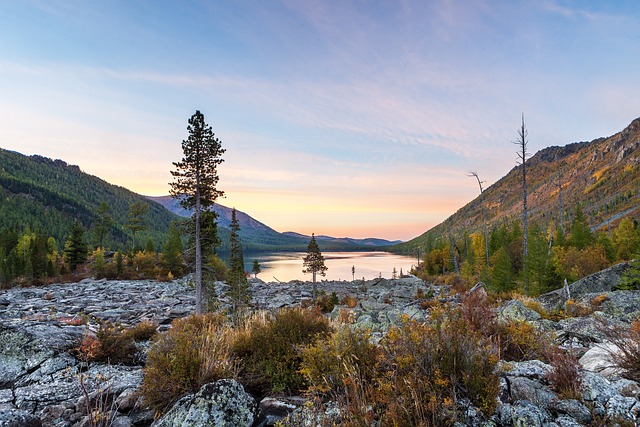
[169, 110, 225, 315]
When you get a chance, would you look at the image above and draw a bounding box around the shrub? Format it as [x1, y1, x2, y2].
[545, 347, 583, 400]
[232, 308, 331, 396]
[122, 320, 158, 342]
[565, 298, 593, 317]
[78, 322, 138, 365]
[377, 308, 500, 425]
[495, 320, 551, 362]
[316, 291, 339, 313]
[590, 293, 609, 309]
[599, 318, 640, 382]
[341, 294, 358, 308]
[300, 325, 379, 396]
[140, 314, 236, 415]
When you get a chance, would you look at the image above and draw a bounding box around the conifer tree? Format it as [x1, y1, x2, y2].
[613, 217, 640, 261]
[303, 233, 327, 301]
[162, 222, 183, 275]
[93, 201, 114, 249]
[569, 206, 592, 249]
[170, 110, 225, 315]
[64, 221, 88, 272]
[251, 259, 261, 278]
[228, 208, 250, 310]
[126, 201, 148, 251]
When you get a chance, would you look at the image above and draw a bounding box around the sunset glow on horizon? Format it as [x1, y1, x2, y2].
[1, 1, 639, 241]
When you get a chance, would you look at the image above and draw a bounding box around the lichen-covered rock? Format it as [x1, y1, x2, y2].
[508, 377, 556, 410]
[0, 322, 82, 389]
[605, 394, 640, 421]
[497, 300, 542, 323]
[502, 360, 552, 380]
[556, 315, 608, 345]
[595, 291, 640, 321]
[547, 399, 591, 424]
[538, 262, 630, 310]
[152, 379, 256, 427]
[0, 409, 42, 427]
[504, 401, 547, 427]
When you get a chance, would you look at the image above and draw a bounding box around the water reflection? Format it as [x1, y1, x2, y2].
[244, 251, 418, 282]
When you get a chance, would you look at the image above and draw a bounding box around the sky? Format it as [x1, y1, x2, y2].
[1, 1, 639, 241]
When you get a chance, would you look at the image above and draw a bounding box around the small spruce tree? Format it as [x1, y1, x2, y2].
[162, 222, 184, 276]
[252, 259, 261, 278]
[302, 233, 327, 301]
[64, 221, 88, 272]
[228, 209, 251, 310]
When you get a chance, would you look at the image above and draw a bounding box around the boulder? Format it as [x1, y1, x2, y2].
[547, 399, 591, 424]
[508, 377, 556, 409]
[502, 360, 552, 380]
[538, 262, 630, 310]
[0, 321, 82, 388]
[595, 291, 640, 321]
[579, 343, 621, 377]
[0, 409, 41, 427]
[497, 300, 542, 323]
[152, 379, 256, 427]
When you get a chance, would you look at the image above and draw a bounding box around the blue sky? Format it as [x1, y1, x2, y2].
[1, 1, 639, 240]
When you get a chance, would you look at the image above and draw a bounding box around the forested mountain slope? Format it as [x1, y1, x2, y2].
[0, 148, 179, 249]
[394, 117, 640, 254]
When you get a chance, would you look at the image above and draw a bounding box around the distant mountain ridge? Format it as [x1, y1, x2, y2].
[393, 117, 640, 253]
[147, 196, 401, 251]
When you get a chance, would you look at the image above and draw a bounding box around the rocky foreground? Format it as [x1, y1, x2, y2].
[1, 263, 640, 426]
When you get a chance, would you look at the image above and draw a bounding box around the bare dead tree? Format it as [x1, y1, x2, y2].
[468, 171, 490, 267]
[513, 114, 529, 289]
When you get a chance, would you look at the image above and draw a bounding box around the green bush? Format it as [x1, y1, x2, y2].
[377, 308, 501, 425]
[140, 314, 236, 415]
[232, 308, 331, 396]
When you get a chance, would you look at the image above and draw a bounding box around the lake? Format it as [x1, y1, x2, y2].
[244, 251, 419, 282]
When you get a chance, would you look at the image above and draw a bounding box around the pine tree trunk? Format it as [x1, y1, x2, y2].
[195, 189, 202, 315]
[312, 271, 317, 301]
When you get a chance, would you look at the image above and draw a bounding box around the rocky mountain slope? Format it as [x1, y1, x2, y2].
[394, 117, 640, 254]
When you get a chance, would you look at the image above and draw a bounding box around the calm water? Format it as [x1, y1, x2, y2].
[244, 251, 419, 282]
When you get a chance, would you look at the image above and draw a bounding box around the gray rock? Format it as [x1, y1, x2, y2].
[509, 401, 547, 427]
[502, 360, 552, 380]
[0, 409, 42, 427]
[538, 262, 630, 310]
[497, 300, 542, 323]
[508, 377, 556, 410]
[254, 397, 297, 427]
[605, 394, 640, 420]
[596, 291, 640, 321]
[152, 379, 256, 427]
[553, 416, 582, 427]
[556, 316, 608, 345]
[581, 371, 616, 405]
[579, 343, 621, 377]
[547, 399, 591, 424]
